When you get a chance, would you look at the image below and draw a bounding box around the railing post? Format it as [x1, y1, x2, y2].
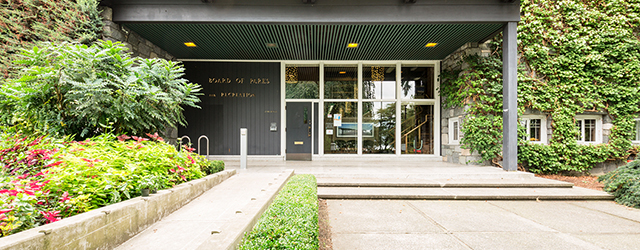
[198, 135, 209, 158]
[240, 128, 247, 170]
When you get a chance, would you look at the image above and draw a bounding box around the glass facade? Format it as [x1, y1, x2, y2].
[363, 102, 395, 154]
[324, 102, 358, 154]
[325, 66, 357, 99]
[285, 63, 437, 155]
[286, 66, 319, 99]
[401, 103, 434, 154]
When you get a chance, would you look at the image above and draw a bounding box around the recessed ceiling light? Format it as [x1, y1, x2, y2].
[265, 43, 278, 48]
[339, 71, 347, 74]
[347, 43, 359, 48]
[425, 43, 438, 47]
[184, 42, 197, 47]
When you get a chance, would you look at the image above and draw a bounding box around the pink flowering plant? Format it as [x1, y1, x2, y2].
[0, 132, 222, 237]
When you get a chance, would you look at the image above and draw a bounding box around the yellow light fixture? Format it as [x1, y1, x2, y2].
[184, 42, 197, 47]
[425, 43, 438, 47]
[339, 71, 347, 74]
[347, 43, 359, 48]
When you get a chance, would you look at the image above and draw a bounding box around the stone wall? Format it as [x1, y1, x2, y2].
[99, 6, 179, 144]
[440, 42, 491, 165]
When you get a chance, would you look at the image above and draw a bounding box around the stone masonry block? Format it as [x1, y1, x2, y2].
[442, 134, 449, 145]
[138, 44, 151, 58]
[461, 148, 471, 156]
[99, 6, 113, 21]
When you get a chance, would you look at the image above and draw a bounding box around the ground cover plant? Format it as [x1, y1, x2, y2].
[440, 0, 640, 173]
[239, 174, 318, 250]
[598, 160, 640, 208]
[0, 132, 224, 237]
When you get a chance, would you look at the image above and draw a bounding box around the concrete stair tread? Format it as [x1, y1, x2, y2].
[317, 177, 573, 188]
[317, 186, 614, 200]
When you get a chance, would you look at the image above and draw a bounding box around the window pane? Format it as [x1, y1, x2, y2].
[529, 119, 541, 141]
[324, 102, 357, 154]
[285, 66, 319, 99]
[636, 120, 640, 141]
[585, 119, 596, 142]
[401, 103, 434, 154]
[363, 102, 395, 154]
[401, 66, 434, 99]
[453, 121, 459, 141]
[363, 65, 396, 99]
[324, 66, 357, 99]
[576, 120, 583, 141]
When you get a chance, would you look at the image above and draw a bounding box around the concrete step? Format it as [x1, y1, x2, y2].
[317, 177, 574, 188]
[317, 186, 614, 200]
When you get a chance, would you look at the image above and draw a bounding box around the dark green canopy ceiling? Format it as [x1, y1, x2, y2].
[122, 23, 503, 61]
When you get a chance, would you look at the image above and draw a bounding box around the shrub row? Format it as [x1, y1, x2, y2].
[0, 132, 224, 237]
[599, 160, 640, 208]
[239, 174, 318, 250]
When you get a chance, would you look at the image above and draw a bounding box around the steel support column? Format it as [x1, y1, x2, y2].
[502, 22, 518, 171]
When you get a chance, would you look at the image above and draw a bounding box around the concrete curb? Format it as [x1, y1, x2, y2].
[195, 169, 295, 250]
[0, 170, 236, 250]
[317, 182, 574, 188]
[318, 194, 615, 200]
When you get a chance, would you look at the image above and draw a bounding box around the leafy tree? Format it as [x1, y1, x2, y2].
[0, 40, 202, 139]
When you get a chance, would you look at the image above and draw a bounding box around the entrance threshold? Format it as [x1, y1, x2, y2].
[206, 155, 443, 162]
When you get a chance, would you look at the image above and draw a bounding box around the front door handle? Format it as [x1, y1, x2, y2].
[308, 125, 311, 137]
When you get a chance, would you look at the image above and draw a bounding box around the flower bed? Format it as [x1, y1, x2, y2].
[0, 133, 222, 237]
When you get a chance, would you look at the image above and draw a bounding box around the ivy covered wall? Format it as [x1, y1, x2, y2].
[0, 0, 102, 79]
[440, 0, 640, 174]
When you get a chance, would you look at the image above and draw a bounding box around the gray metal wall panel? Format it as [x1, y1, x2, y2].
[180, 62, 281, 155]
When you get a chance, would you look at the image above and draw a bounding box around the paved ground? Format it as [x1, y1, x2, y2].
[111, 159, 638, 250]
[327, 200, 640, 250]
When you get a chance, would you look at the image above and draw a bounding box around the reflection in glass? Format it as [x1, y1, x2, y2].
[363, 102, 395, 154]
[324, 102, 358, 154]
[286, 66, 319, 99]
[325, 66, 357, 99]
[401, 67, 434, 99]
[363, 66, 396, 99]
[401, 103, 434, 154]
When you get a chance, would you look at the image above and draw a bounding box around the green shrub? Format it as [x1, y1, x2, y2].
[201, 160, 225, 175]
[239, 174, 318, 250]
[0, 132, 212, 236]
[599, 160, 640, 208]
[0, 40, 202, 139]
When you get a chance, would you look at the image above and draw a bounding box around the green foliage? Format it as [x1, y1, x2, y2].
[239, 174, 318, 250]
[441, 0, 640, 173]
[0, 132, 213, 237]
[202, 160, 225, 175]
[0, 40, 202, 139]
[440, 54, 505, 164]
[599, 160, 640, 208]
[0, 0, 103, 79]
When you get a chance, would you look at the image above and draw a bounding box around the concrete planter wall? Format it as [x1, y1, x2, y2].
[0, 170, 236, 250]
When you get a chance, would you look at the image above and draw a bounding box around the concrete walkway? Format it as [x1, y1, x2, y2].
[111, 159, 636, 250]
[115, 169, 294, 250]
[327, 200, 640, 250]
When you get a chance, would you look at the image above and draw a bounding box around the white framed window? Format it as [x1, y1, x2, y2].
[575, 115, 602, 144]
[632, 118, 640, 144]
[448, 117, 460, 144]
[521, 115, 547, 144]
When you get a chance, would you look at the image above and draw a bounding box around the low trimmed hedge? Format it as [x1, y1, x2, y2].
[599, 160, 640, 208]
[239, 174, 318, 250]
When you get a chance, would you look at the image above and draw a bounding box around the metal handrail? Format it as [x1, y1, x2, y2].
[178, 135, 191, 151]
[198, 135, 209, 157]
